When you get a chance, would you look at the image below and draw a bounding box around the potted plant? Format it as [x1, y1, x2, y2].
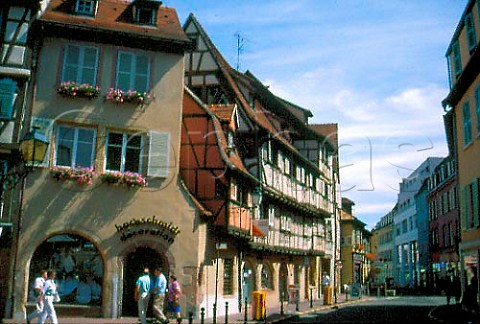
[51, 166, 96, 185]
[105, 88, 151, 104]
[57, 81, 100, 98]
[100, 171, 148, 188]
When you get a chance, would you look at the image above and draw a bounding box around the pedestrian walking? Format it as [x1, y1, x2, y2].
[26, 270, 48, 324]
[321, 271, 330, 297]
[38, 270, 59, 324]
[135, 267, 151, 324]
[151, 266, 168, 323]
[167, 275, 182, 323]
[452, 275, 461, 305]
[445, 276, 452, 305]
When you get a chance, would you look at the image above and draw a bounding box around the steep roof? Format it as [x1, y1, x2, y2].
[309, 123, 338, 149]
[36, 0, 192, 51]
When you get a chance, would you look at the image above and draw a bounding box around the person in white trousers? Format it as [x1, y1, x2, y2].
[38, 270, 58, 324]
[26, 270, 47, 324]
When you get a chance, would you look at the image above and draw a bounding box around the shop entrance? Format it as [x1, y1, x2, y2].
[122, 247, 166, 317]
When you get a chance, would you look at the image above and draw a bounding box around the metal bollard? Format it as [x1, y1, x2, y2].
[213, 302, 217, 324]
[225, 301, 229, 324]
[244, 297, 248, 324]
[188, 311, 194, 324]
[200, 307, 205, 324]
[280, 292, 284, 315]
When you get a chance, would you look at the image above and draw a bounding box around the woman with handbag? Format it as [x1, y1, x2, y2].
[38, 270, 59, 324]
[167, 275, 182, 323]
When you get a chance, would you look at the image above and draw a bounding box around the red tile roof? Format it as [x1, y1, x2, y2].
[39, 0, 190, 46]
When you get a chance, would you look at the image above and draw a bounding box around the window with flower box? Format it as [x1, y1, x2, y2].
[116, 51, 150, 93]
[55, 125, 96, 168]
[105, 132, 143, 173]
[61, 44, 99, 86]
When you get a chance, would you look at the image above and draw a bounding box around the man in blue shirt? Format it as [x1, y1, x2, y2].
[151, 266, 168, 323]
[135, 267, 151, 324]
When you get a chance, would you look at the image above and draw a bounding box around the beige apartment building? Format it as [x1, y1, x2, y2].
[8, 0, 208, 321]
[442, 0, 480, 295]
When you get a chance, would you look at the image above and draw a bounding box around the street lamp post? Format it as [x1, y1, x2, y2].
[3, 127, 49, 317]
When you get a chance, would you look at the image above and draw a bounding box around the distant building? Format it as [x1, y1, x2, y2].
[340, 198, 372, 291]
[372, 207, 395, 290]
[425, 157, 459, 294]
[393, 157, 442, 288]
[442, 0, 480, 295]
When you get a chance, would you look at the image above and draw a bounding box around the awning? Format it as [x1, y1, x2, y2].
[252, 223, 265, 237]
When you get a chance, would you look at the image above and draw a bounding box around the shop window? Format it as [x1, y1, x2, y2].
[223, 258, 234, 295]
[55, 125, 96, 168]
[29, 234, 103, 306]
[105, 131, 143, 173]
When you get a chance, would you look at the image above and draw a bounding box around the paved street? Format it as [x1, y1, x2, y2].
[276, 296, 479, 324]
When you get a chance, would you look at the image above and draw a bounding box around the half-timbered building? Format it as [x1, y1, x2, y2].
[0, 0, 49, 318]
[181, 13, 340, 316]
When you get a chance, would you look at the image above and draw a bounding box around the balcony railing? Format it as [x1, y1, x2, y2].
[263, 164, 332, 213]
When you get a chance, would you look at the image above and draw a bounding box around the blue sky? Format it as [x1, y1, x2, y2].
[166, 0, 467, 229]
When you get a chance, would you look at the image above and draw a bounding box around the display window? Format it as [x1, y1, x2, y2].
[29, 234, 103, 305]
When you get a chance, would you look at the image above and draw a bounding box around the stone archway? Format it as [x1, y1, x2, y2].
[122, 246, 167, 317]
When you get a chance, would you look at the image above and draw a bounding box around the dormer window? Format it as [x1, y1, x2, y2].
[136, 7, 156, 25]
[75, 0, 96, 16]
[133, 0, 161, 26]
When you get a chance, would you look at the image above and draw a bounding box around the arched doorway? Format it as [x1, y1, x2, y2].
[122, 246, 166, 316]
[242, 262, 254, 304]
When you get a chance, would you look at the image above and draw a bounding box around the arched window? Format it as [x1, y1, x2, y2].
[261, 263, 273, 290]
[29, 234, 103, 306]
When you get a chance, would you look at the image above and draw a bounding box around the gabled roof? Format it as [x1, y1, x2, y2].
[36, 0, 192, 51]
[183, 14, 299, 150]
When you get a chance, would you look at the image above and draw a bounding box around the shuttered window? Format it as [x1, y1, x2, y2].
[463, 102, 472, 146]
[465, 13, 477, 53]
[62, 45, 99, 85]
[0, 78, 16, 120]
[461, 179, 480, 230]
[475, 86, 480, 134]
[452, 41, 462, 77]
[116, 51, 150, 93]
[147, 131, 170, 178]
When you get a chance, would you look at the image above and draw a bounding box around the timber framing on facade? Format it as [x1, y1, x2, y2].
[181, 13, 342, 313]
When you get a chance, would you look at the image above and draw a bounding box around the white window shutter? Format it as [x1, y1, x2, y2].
[148, 131, 170, 178]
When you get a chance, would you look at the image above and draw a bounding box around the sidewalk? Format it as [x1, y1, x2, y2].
[1, 293, 371, 324]
[216, 292, 372, 323]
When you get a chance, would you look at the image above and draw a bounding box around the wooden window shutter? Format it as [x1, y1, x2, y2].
[147, 131, 170, 178]
[0, 78, 16, 120]
[473, 179, 480, 228]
